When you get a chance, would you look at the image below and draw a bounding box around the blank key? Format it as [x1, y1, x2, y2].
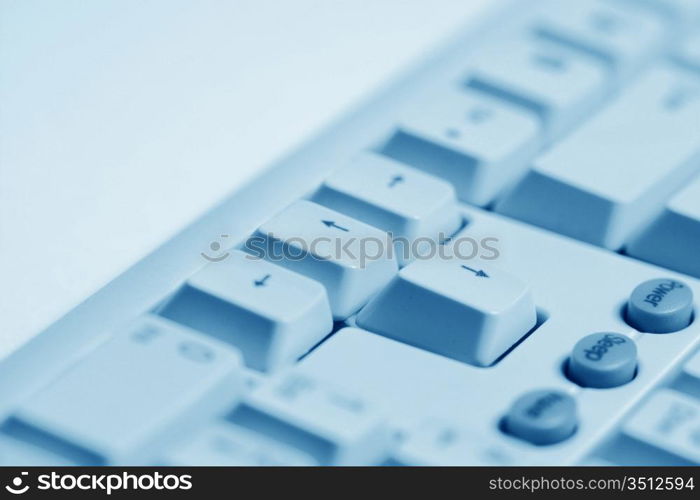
[3, 316, 244, 464]
[498, 65, 700, 250]
[465, 35, 607, 139]
[627, 160, 700, 279]
[532, 0, 667, 79]
[381, 88, 540, 206]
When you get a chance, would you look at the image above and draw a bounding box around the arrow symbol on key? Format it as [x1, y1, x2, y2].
[322, 220, 349, 232]
[461, 265, 489, 278]
[388, 175, 404, 188]
[254, 274, 271, 287]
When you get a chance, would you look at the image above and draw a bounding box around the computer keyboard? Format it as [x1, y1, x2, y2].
[1, 0, 700, 466]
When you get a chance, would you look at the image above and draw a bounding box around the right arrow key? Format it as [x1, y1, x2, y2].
[356, 258, 537, 367]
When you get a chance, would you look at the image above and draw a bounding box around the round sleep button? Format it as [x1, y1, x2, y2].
[569, 332, 637, 388]
[627, 278, 693, 333]
[504, 389, 577, 445]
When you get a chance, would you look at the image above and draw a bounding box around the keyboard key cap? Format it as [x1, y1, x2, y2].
[627, 172, 700, 278]
[248, 200, 397, 319]
[312, 152, 461, 265]
[228, 373, 392, 465]
[626, 278, 694, 333]
[498, 65, 700, 250]
[465, 36, 607, 139]
[532, 0, 667, 79]
[622, 389, 700, 464]
[4, 316, 244, 464]
[380, 88, 540, 206]
[568, 332, 638, 388]
[162, 422, 318, 466]
[356, 259, 537, 367]
[503, 389, 578, 445]
[159, 250, 332, 371]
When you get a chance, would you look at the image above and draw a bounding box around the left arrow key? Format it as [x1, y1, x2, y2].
[321, 220, 350, 232]
[248, 200, 398, 320]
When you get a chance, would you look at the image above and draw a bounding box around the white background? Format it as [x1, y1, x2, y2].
[0, 0, 491, 358]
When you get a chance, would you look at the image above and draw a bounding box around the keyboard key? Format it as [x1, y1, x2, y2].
[622, 389, 700, 464]
[568, 332, 637, 388]
[503, 389, 578, 445]
[498, 65, 700, 250]
[381, 88, 540, 206]
[4, 316, 244, 464]
[228, 373, 392, 465]
[627, 171, 700, 278]
[465, 35, 607, 139]
[159, 250, 332, 371]
[675, 32, 700, 72]
[248, 200, 397, 319]
[312, 152, 461, 265]
[532, 0, 667, 79]
[626, 278, 694, 333]
[356, 259, 537, 367]
[162, 422, 318, 466]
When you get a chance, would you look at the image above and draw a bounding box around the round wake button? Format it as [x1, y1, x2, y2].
[627, 278, 693, 333]
[504, 389, 577, 445]
[569, 332, 637, 388]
